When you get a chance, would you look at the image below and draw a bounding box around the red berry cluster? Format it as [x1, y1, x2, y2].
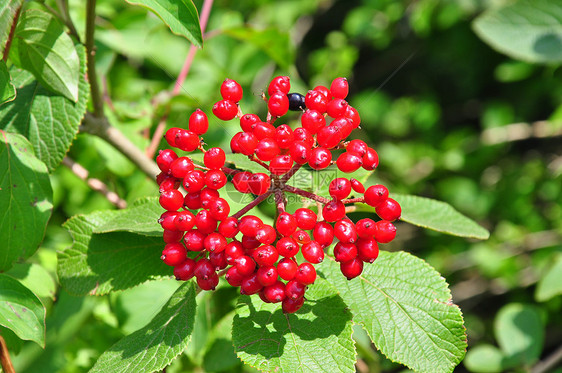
[156, 76, 401, 313]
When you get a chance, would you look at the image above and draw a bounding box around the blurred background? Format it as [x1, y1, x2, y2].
[7, 0, 562, 372]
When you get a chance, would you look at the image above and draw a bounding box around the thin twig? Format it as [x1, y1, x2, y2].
[275, 190, 286, 214]
[55, 0, 81, 41]
[231, 191, 273, 219]
[2, 5, 21, 62]
[63, 157, 127, 209]
[0, 335, 16, 373]
[532, 343, 562, 373]
[284, 185, 330, 204]
[248, 154, 270, 171]
[481, 120, 562, 145]
[342, 196, 364, 204]
[281, 163, 302, 183]
[86, 0, 103, 116]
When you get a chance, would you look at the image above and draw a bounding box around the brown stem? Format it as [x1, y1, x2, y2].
[86, 0, 103, 116]
[284, 185, 330, 204]
[248, 154, 270, 171]
[63, 157, 127, 208]
[275, 190, 286, 214]
[342, 196, 364, 204]
[231, 191, 272, 219]
[281, 163, 302, 183]
[532, 344, 562, 373]
[2, 5, 21, 62]
[0, 335, 16, 373]
[221, 165, 238, 176]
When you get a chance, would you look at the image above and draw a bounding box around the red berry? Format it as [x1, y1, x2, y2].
[253, 245, 279, 267]
[356, 218, 376, 238]
[161, 243, 187, 266]
[205, 169, 227, 190]
[329, 178, 351, 200]
[159, 211, 179, 231]
[235, 255, 256, 276]
[183, 230, 206, 251]
[268, 76, 290, 96]
[248, 173, 271, 195]
[301, 241, 324, 263]
[255, 138, 280, 161]
[232, 171, 252, 193]
[213, 99, 238, 120]
[156, 149, 178, 173]
[336, 152, 363, 173]
[263, 281, 286, 303]
[220, 78, 243, 102]
[238, 215, 263, 237]
[157, 173, 179, 192]
[282, 295, 305, 313]
[188, 109, 209, 134]
[209, 251, 227, 270]
[230, 132, 243, 153]
[276, 236, 299, 257]
[194, 258, 215, 280]
[345, 106, 361, 128]
[163, 229, 184, 243]
[308, 147, 332, 170]
[374, 221, 396, 243]
[294, 208, 317, 230]
[334, 242, 358, 262]
[208, 197, 230, 220]
[362, 148, 379, 170]
[197, 272, 219, 291]
[313, 221, 334, 246]
[268, 92, 289, 117]
[285, 280, 306, 300]
[165, 127, 181, 147]
[200, 188, 220, 208]
[269, 154, 294, 175]
[334, 219, 358, 243]
[301, 109, 326, 134]
[346, 139, 368, 157]
[375, 198, 401, 221]
[330, 77, 349, 99]
[195, 210, 218, 234]
[276, 212, 298, 236]
[226, 266, 244, 286]
[313, 85, 331, 99]
[364, 185, 389, 207]
[183, 170, 205, 194]
[240, 113, 260, 132]
[173, 258, 196, 280]
[176, 130, 200, 152]
[159, 189, 184, 211]
[340, 258, 363, 280]
[293, 127, 314, 148]
[204, 147, 226, 169]
[277, 258, 298, 281]
[317, 125, 342, 149]
[204, 232, 227, 253]
[253, 122, 276, 140]
[326, 98, 348, 118]
[237, 132, 259, 156]
[240, 273, 263, 295]
[357, 237, 379, 263]
[174, 210, 195, 231]
[218, 217, 239, 238]
[293, 230, 311, 244]
[290, 141, 311, 165]
[225, 241, 244, 265]
[332, 117, 354, 139]
[275, 124, 294, 149]
[350, 178, 365, 193]
[170, 157, 195, 178]
[304, 90, 328, 113]
[295, 262, 316, 285]
[255, 225, 277, 244]
[257, 265, 278, 287]
[322, 200, 345, 222]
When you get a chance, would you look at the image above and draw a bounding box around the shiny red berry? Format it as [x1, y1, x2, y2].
[308, 147, 332, 170]
[312, 221, 334, 246]
[277, 258, 298, 281]
[294, 208, 317, 230]
[364, 185, 389, 207]
[213, 99, 238, 121]
[374, 221, 396, 243]
[188, 109, 209, 134]
[159, 189, 184, 211]
[336, 152, 363, 173]
[161, 243, 187, 266]
[301, 241, 324, 263]
[295, 262, 316, 285]
[375, 198, 401, 221]
[329, 178, 352, 200]
[301, 109, 326, 134]
[322, 200, 346, 222]
[276, 212, 298, 236]
[268, 76, 290, 96]
[204, 147, 226, 169]
[220, 78, 243, 102]
[334, 242, 358, 263]
[340, 258, 363, 280]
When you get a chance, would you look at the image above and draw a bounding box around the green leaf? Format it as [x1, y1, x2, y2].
[0, 131, 53, 271]
[5, 263, 57, 300]
[233, 278, 356, 373]
[0, 0, 23, 56]
[0, 44, 89, 171]
[94, 197, 163, 237]
[224, 27, 294, 69]
[11, 9, 80, 101]
[320, 252, 467, 373]
[124, 0, 202, 47]
[203, 312, 240, 372]
[0, 273, 46, 347]
[494, 303, 543, 365]
[464, 344, 505, 373]
[57, 209, 170, 296]
[191, 152, 267, 174]
[392, 194, 490, 239]
[535, 254, 562, 302]
[0, 61, 16, 103]
[472, 0, 562, 64]
[90, 281, 197, 373]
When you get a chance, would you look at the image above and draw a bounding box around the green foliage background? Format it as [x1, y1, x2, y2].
[1, 0, 561, 372]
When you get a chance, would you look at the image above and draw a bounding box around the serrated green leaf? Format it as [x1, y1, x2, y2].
[94, 197, 163, 236]
[320, 252, 467, 373]
[125, 0, 202, 47]
[233, 278, 356, 373]
[392, 194, 490, 239]
[0, 273, 46, 347]
[494, 303, 543, 365]
[464, 344, 505, 373]
[472, 0, 562, 63]
[57, 209, 170, 296]
[0, 44, 89, 171]
[224, 27, 294, 69]
[0, 131, 52, 271]
[535, 254, 562, 302]
[11, 9, 80, 101]
[0, 61, 16, 103]
[90, 281, 197, 373]
[0, 0, 23, 56]
[5, 262, 56, 300]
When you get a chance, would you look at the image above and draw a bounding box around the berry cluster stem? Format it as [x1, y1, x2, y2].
[284, 185, 331, 204]
[231, 191, 273, 219]
[0, 335, 15, 373]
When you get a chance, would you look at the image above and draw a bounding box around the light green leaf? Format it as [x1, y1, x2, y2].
[57, 209, 170, 296]
[320, 252, 467, 373]
[0, 61, 16, 103]
[535, 254, 562, 302]
[392, 194, 490, 239]
[0, 44, 89, 171]
[203, 312, 240, 372]
[473, 0, 562, 63]
[5, 263, 56, 300]
[494, 303, 543, 365]
[0, 131, 52, 271]
[90, 281, 197, 373]
[0, 273, 46, 347]
[125, 0, 202, 47]
[464, 344, 505, 373]
[233, 278, 356, 373]
[0, 0, 23, 56]
[11, 9, 79, 101]
[94, 197, 163, 236]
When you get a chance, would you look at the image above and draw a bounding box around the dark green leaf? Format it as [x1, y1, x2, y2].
[57, 209, 170, 296]
[0, 61, 16, 103]
[0, 0, 23, 56]
[0, 44, 89, 171]
[0, 273, 46, 347]
[233, 278, 356, 373]
[125, 0, 202, 47]
[473, 0, 562, 63]
[91, 281, 197, 373]
[94, 197, 163, 237]
[392, 194, 490, 239]
[11, 9, 80, 101]
[320, 252, 467, 373]
[0, 131, 52, 271]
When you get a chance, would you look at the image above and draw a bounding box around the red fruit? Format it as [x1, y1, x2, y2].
[209, 251, 227, 270]
[329, 178, 352, 200]
[269, 154, 294, 175]
[340, 258, 363, 280]
[276, 237, 300, 257]
[294, 208, 317, 230]
[174, 210, 195, 231]
[205, 169, 227, 190]
[313, 85, 331, 99]
[277, 258, 298, 281]
[285, 280, 306, 300]
[189, 109, 209, 134]
[330, 77, 349, 99]
[183, 230, 205, 251]
[295, 262, 316, 285]
[374, 221, 396, 243]
[238, 215, 263, 237]
[282, 296, 305, 313]
[159, 211, 179, 231]
[194, 258, 215, 280]
[334, 219, 358, 243]
[218, 217, 239, 238]
[309, 147, 332, 170]
[268, 92, 289, 117]
[204, 147, 226, 169]
[175, 130, 200, 152]
[248, 173, 271, 195]
[345, 106, 361, 128]
[290, 141, 311, 165]
[156, 149, 178, 173]
[226, 266, 244, 286]
[212, 99, 238, 121]
[346, 139, 368, 157]
[326, 98, 348, 118]
[240, 113, 260, 132]
[268, 76, 290, 96]
[375, 198, 401, 221]
[170, 157, 195, 178]
[230, 132, 243, 153]
[157, 173, 179, 192]
[165, 127, 181, 147]
[276, 212, 298, 236]
[200, 188, 220, 208]
[257, 265, 278, 287]
[275, 124, 294, 149]
[173, 258, 196, 280]
[304, 90, 328, 113]
[293, 127, 314, 148]
[301, 241, 324, 263]
[350, 178, 365, 193]
[312, 221, 334, 246]
[240, 273, 263, 295]
[362, 148, 379, 170]
[364, 185, 389, 207]
[183, 170, 205, 194]
[235, 255, 256, 276]
[334, 242, 358, 263]
[220, 78, 243, 102]
[208, 198, 230, 220]
[293, 230, 311, 244]
[237, 132, 259, 156]
[159, 189, 184, 211]
[357, 237, 379, 263]
[255, 225, 277, 244]
[317, 125, 342, 149]
[197, 272, 219, 291]
[253, 245, 279, 267]
[264, 281, 286, 303]
[195, 210, 218, 234]
[204, 232, 227, 253]
[356, 218, 376, 238]
[163, 229, 183, 243]
[225, 240, 244, 265]
[232, 171, 252, 193]
[253, 122, 276, 140]
[336, 152, 363, 173]
[255, 138, 280, 161]
[161, 243, 187, 266]
[301, 109, 326, 134]
[322, 200, 346, 222]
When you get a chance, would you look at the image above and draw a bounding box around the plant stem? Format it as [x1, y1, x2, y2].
[532, 344, 562, 373]
[231, 191, 272, 219]
[81, 113, 160, 180]
[63, 157, 127, 208]
[86, 0, 103, 117]
[342, 196, 364, 204]
[281, 163, 302, 183]
[56, 0, 81, 41]
[2, 5, 21, 62]
[284, 185, 331, 204]
[0, 335, 15, 373]
[249, 154, 270, 171]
